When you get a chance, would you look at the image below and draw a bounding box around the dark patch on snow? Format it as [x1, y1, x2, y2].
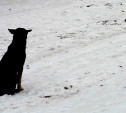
[64, 85, 73, 90]
[44, 96, 52, 98]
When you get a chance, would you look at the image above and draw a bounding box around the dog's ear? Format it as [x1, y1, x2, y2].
[27, 30, 32, 32]
[8, 29, 16, 34]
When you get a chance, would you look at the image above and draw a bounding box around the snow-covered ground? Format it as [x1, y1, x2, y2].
[0, 0, 126, 112]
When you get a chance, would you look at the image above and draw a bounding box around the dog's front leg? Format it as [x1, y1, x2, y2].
[17, 67, 24, 91]
[18, 74, 24, 91]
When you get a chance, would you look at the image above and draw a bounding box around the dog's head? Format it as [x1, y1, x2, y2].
[8, 28, 32, 38]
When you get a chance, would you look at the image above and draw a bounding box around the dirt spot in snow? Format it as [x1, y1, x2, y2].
[64, 85, 73, 90]
[44, 96, 52, 98]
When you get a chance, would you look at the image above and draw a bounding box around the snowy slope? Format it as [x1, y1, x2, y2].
[0, 0, 126, 113]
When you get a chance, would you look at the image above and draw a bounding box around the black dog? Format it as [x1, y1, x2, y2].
[0, 28, 31, 96]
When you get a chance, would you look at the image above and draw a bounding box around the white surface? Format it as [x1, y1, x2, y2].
[0, 0, 126, 112]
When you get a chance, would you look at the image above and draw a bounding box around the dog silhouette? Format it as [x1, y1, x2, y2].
[0, 28, 31, 96]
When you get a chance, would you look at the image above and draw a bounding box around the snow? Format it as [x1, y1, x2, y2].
[0, 0, 126, 112]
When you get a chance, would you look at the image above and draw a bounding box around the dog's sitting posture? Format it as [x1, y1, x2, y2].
[0, 28, 31, 96]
